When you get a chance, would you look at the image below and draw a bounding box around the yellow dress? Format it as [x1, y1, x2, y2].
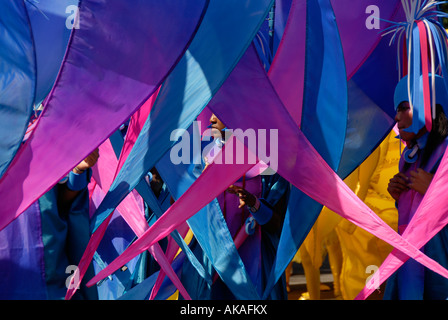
[296, 168, 357, 300]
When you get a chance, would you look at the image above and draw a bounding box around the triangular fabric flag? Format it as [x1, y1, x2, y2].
[0, 0, 208, 231]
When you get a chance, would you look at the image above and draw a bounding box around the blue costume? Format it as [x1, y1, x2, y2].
[384, 75, 448, 300]
[384, 134, 448, 300]
[181, 172, 290, 300]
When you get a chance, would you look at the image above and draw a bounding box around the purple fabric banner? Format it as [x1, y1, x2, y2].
[0, 201, 46, 299]
[268, 0, 306, 126]
[0, 0, 208, 231]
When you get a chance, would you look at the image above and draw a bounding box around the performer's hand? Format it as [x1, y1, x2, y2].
[387, 172, 409, 201]
[227, 185, 256, 208]
[408, 168, 434, 195]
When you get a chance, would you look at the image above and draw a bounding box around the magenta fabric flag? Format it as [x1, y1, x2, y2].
[92, 139, 149, 236]
[86, 136, 256, 287]
[357, 146, 448, 299]
[0, 0, 208, 231]
[66, 213, 112, 299]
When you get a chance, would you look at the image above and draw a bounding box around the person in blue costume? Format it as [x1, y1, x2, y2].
[385, 74, 448, 300]
[0, 148, 99, 299]
[181, 114, 290, 300]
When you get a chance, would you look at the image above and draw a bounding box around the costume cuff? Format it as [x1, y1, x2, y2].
[66, 169, 90, 191]
[250, 199, 273, 225]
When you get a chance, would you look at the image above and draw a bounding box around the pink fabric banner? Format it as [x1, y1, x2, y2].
[148, 221, 190, 300]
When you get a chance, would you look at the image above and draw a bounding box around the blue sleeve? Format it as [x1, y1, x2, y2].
[66, 168, 92, 191]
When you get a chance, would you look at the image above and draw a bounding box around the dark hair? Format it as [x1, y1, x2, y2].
[420, 104, 448, 170]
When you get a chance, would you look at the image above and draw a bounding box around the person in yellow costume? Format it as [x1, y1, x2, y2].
[295, 171, 357, 300]
[294, 129, 400, 300]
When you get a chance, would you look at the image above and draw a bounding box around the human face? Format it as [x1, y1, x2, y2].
[209, 114, 226, 139]
[395, 101, 416, 143]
